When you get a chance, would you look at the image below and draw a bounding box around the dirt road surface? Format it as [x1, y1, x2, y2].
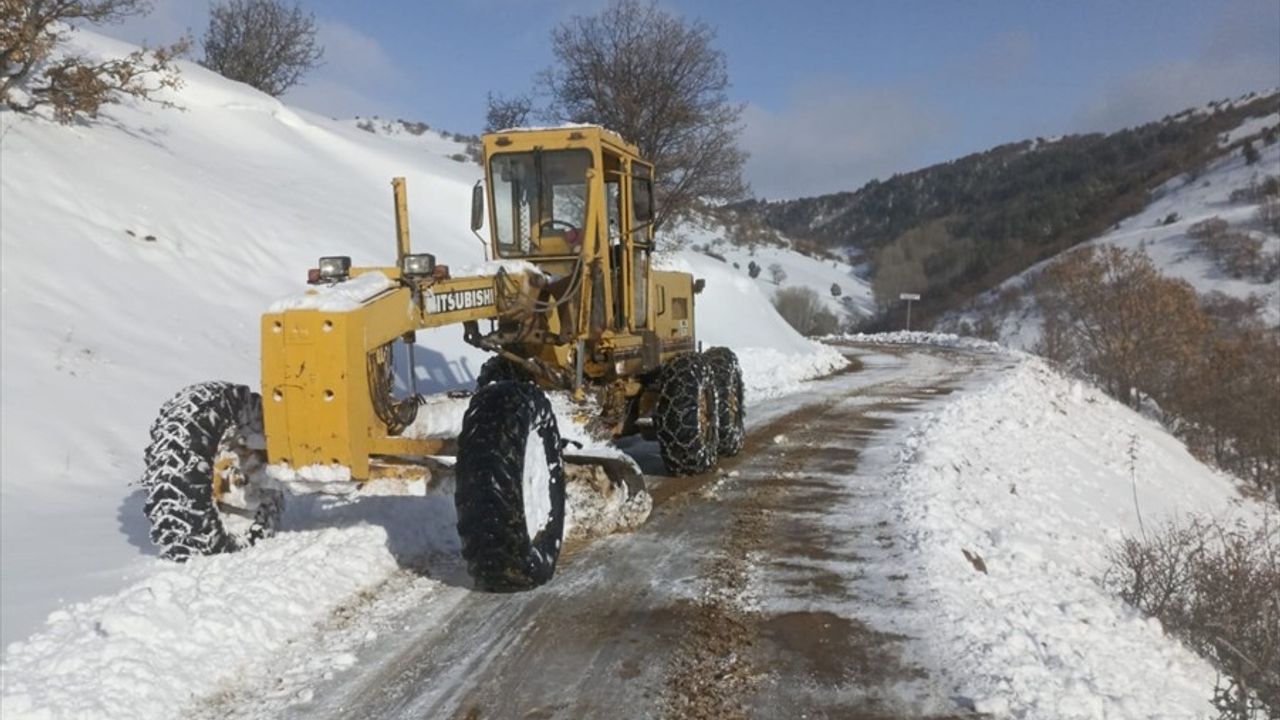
[212, 344, 1000, 720]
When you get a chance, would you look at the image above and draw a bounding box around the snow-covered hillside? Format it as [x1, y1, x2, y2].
[0, 29, 839, 650]
[944, 110, 1280, 349]
[671, 218, 876, 325]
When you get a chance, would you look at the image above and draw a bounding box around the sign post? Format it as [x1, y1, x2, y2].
[899, 293, 921, 331]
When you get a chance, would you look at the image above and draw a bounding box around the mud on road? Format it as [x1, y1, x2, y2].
[234, 345, 994, 720]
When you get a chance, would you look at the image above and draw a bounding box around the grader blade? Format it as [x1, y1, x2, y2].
[562, 449, 646, 498]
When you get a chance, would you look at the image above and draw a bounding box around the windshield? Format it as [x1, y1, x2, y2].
[490, 149, 592, 258]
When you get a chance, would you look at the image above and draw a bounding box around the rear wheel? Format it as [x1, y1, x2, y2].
[455, 381, 566, 591]
[654, 353, 720, 475]
[704, 347, 746, 457]
[141, 382, 282, 561]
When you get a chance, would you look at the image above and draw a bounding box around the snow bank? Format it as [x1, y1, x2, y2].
[832, 330, 1015, 355]
[1, 487, 460, 720]
[891, 358, 1264, 718]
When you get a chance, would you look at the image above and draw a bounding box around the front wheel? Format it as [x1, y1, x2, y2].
[141, 382, 283, 561]
[455, 381, 567, 591]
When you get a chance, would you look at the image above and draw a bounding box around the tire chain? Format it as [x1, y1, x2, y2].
[703, 347, 746, 458]
[654, 353, 721, 475]
[139, 382, 281, 561]
[455, 381, 566, 591]
[475, 355, 533, 387]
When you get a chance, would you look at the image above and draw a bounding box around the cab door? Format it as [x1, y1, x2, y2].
[626, 162, 655, 331]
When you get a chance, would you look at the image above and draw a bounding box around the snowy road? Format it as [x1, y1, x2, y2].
[203, 344, 998, 720]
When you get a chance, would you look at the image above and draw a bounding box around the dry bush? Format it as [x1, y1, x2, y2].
[1036, 245, 1279, 500]
[1179, 328, 1280, 499]
[1035, 244, 1209, 407]
[1105, 516, 1280, 719]
[1258, 198, 1280, 235]
[1190, 216, 1230, 241]
[773, 286, 837, 336]
[2, 0, 188, 122]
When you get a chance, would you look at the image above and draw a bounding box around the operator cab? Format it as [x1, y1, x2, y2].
[473, 126, 656, 339]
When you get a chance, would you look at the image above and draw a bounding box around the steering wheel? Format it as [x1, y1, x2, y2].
[539, 218, 581, 247]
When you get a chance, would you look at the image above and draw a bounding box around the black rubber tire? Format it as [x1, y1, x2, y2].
[476, 354, 532, 387]
[455, 381, 566, 591]
[703, 347, 746, 457]
[654, 353, 721, 475]
[141, 382, 282, 561]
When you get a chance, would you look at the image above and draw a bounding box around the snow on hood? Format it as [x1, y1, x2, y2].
[266, 272, 395, 313]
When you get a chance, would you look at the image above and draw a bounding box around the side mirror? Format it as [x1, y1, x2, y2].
[693, 278, 706, 294]
[656, 286, 666, 316]
[470, 181, 485, 232]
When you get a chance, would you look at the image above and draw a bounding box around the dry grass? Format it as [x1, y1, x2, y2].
[1105, 515, 1280, 719]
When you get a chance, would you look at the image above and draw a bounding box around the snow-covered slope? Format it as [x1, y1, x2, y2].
[0, 29, 839, 652]
[842, 333, 1268, 719]
[944, 111, 1280, 348]
[672, 218, 876, 325]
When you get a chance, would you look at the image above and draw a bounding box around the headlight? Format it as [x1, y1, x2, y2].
[401, 253, 437, 278]
[317, 256, 352, 281]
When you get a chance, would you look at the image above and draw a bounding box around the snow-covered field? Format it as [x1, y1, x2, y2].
[945, 109, 1280, 348]
[0, 26, 839, 661]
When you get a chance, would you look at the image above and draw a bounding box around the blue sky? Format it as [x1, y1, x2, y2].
[106, 0, 1280, 199]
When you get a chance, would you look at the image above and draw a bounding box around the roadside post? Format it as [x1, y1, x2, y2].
[899, 293, 921, 331]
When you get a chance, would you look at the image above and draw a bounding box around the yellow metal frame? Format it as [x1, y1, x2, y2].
[263, 127, 700, 482]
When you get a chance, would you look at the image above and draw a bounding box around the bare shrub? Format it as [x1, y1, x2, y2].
[1190, 216, 1229, 241]
[1035, 244, 1210, 408]
[773, 286, 836, 336]
[1037, 245, 1278, 498]
[768, 262, 786, 285]
[1105, 516, 1280, 718]
[1258, 198, 1280, 235]
[2, 0, 188, 122]
[201, 0, 323, 97]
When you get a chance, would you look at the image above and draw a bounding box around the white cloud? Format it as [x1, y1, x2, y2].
[90, 0, 210, 47]
[1078, 0, 1279, 131]
[740, 86, 948, 200]
[281, 19, 408, 120]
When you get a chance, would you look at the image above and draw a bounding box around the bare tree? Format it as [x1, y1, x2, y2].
[201, 0, 323, 97]
[484, 91, 531, 132]
[2, 0, 189, 122]
[768, 262, 786, 285]
[536, 0, 747, 227]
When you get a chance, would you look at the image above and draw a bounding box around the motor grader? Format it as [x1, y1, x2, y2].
[140, 126, 745, 590]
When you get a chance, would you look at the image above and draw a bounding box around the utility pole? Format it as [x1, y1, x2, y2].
[899, 293, 920, 331]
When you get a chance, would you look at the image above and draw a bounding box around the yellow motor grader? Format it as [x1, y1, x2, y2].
[140, 126, 745, 590]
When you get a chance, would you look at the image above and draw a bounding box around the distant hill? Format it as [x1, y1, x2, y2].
[734, 91, 1280, 326]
